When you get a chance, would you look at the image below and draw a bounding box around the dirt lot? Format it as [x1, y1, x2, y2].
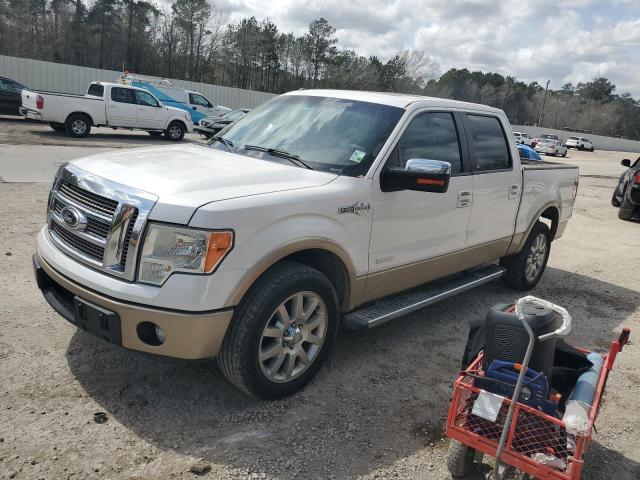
[0, 129, 639, 479]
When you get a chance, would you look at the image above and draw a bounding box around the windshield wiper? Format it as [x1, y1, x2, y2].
[243, 144, 314, 170]
[211, 135, 235, 151]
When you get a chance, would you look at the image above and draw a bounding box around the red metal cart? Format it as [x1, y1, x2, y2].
[445, 306, 630, 479]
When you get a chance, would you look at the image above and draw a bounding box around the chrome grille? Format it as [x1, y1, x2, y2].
[52, 222, 104, 261]
[59, 180, 118, 216]
[47, 164, 157, 280]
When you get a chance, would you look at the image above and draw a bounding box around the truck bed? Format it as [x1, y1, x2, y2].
[521, 159, 578, 170]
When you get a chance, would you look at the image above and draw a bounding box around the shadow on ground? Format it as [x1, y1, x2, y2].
[66, 267, 639, 479]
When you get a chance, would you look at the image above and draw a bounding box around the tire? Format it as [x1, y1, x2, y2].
[611, 191, 621, 207]
[562, 150, 567, 157]
[64, 113, 91, 138]
[147, 131, 163, 137]
[500, 221, 551, 291]
[590, 146, 595, 152]
[49, 122, 65, 133]
[217, 261, 339, 399]
[578, 144, 585, 151]
[164, 121, 185, 141]
[618, 190, 637, 220]
[447, 440, 476, 478]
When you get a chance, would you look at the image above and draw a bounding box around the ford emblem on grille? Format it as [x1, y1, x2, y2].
[60, 205, 88, 231]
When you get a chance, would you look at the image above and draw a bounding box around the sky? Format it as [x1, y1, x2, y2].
[207, 0, 640, 96]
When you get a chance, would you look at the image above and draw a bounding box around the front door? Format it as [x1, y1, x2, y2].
[463, 113, 521, 250]
[367, 111, 473, 300]
[108, 87, 138, 127]
[135, 90, 165, 129]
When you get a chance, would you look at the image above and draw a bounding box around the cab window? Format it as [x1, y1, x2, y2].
[189, 93, 212, 108]
[465, 114, 511, 172]
[111, 87, 136, 104]
[87, 84, 104, 97]
[387, 112, 463, 174]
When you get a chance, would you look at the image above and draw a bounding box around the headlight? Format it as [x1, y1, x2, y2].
[138, 223, 233, 286]
[212, 123, 225, 128]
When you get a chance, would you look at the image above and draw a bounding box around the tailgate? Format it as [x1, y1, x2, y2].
[21, 89, 39, 111]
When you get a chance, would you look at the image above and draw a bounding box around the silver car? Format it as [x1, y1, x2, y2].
[534, 139, 567, 157]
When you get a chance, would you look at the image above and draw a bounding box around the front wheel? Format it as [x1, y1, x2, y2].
[164, 121, 186, 141]
[447, 440, 477, 478]
[618, 190, 637, 220]
[500, 221, 551, 290]
[217, 261, 339, 399]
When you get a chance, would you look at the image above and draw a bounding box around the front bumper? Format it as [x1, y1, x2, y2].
[34, 252, 233, 359]
[20, 106, 42, 120]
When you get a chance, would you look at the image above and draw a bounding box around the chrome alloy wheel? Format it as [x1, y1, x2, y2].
[525, 233, 547, 283]
[71, 120, 87, 135]
[168, 124, 182, 138]
[259, 291, 328, 383]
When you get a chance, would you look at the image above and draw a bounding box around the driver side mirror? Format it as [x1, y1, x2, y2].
[621, 159, 631, 167]
[382, 159, 451, 193]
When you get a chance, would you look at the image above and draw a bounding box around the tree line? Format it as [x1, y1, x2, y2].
[1, 0, 639, 140]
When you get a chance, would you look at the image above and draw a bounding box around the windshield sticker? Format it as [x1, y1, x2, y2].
[349, 150, 366, 163]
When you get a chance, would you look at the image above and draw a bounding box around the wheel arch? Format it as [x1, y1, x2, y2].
[507, 202, 560, 255]
[224, 240, 359, 313]
[65, 111, 94, 126]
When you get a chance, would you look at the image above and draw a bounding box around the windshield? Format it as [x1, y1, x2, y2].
[210, 95, 404, 176]
[568, 136, 579, 140]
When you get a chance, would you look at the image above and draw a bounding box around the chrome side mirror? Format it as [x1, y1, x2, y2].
[382, 159, 451, 193]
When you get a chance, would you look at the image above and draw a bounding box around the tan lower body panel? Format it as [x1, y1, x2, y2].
[38, 253, 233, 360]
[355, 237, 511, 305]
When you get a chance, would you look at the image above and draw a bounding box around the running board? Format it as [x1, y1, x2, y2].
[342, 264, 505, 330]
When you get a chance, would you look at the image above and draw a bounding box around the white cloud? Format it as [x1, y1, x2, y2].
[203, 0, 640, 95]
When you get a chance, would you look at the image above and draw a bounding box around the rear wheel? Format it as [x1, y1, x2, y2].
[500, 221, 551, 290]
[65, 113, 91, 138]
[49, 122, 65, 133]
[447, 440, 476, 478]
[562, 150, 567, 157]
[164, 121, 185, 141]
[217, 261, 339, 399]
[578, 144, 585, 151]
[590, 146, 595, 152]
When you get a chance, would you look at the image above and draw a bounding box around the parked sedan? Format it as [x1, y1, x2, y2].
[196, 108, 249, 139]
[565, 136, 595, 151]
[612, 156, 640, 221]
[0, 76, 27, 115]
[534, 138, 567, 157]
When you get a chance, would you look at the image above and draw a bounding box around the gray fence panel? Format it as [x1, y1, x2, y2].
[511, 125, 640, 154]
[0, 54, 275, 109]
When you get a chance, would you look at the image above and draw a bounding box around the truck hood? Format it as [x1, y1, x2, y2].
[71, 144, 338, 224]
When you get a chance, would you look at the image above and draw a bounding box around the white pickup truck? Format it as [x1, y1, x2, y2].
[20, 82, 193, 141]
[33, 90, 579, 399]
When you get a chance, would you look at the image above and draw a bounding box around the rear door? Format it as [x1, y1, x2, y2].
[134, 90, 165, 129]
[463, 113, 521, 250]
[107, 87, 138, 127]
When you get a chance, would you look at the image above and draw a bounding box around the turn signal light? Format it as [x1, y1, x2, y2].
[634, 172, 640, 184]
[205, 231, 234, 272]
[417, 178, 445, 186]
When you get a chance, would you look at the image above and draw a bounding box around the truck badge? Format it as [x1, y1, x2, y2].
[338, 201, 371, 215]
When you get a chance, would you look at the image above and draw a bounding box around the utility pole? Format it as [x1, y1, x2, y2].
[538, 80, 550, 127]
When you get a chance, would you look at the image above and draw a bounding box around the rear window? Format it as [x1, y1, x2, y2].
[568, 136, 578, 140]
[110, 87, 136, 104]
[87, 84, 104, 97]
[466, 114, 511, 171]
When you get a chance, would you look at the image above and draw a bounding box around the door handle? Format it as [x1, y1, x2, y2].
[508, 184, 520, 199]
[457, 190, 472, 208]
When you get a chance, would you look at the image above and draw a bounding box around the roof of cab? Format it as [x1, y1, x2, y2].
[284, 89, 503, 114]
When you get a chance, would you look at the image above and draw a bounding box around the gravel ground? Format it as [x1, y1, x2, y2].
[0, 149, 639, 479]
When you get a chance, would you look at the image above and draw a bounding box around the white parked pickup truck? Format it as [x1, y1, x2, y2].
[20, 82, 194, 141]
[33, 90, 579, 399]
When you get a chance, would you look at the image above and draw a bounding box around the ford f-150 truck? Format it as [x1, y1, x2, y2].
[20, 82, 193, 141]
[33, 90, 579, 399]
